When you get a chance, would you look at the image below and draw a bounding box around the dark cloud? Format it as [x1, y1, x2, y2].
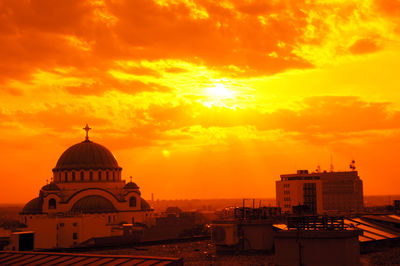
[0, 0, 316, 85]
[0, 0, 394, 93]
[349, 38, 381, 54]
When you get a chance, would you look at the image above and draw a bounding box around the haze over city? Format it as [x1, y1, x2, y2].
[2, 0, 400, 204]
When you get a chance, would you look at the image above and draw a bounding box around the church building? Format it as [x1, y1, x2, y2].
[20, 125, 153, 249]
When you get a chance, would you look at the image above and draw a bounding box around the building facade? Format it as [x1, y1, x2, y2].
[20, 126, 153, 249]
[276, 170, 364, 214]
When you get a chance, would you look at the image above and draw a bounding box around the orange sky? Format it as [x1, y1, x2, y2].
[1, 0, 400, 203]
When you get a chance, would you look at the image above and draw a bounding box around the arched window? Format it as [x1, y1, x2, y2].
[106, 172, 109, 181]
[129, 197, 137, 207]
[89, 171, 93, 181]
[80, 171, 84, 181]
[112, 172, 115, 181]
[98, 171, 102, 181]
[49, 198, 56, 209]
[72, 172, 75, 181]
[132, 216, 135, 224]
[64, 172, 68, 182]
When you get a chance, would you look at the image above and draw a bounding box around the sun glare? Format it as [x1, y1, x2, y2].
[201, 83, 238, 109]
[206, 83, 234, 98]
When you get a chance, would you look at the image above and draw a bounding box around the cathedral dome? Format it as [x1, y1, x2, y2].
[41, 182, 60, 191]
[71, 195, 117, 213]
[53, 140, 121, 172]
[124, 182, 139, 190]
[22, 197, 43, 214]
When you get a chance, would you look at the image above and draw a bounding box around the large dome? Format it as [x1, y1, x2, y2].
[53, 140, 121, 171]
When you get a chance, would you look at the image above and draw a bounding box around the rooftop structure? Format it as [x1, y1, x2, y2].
[276, 169, 364, 214]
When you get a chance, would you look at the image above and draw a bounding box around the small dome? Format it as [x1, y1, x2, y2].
[124, 182, 139, 190]
[71, 195, 117, 213]
[22, 197, 43, 214]
[53, 140, 121, 171]
[141, 199, 151, 211]
[41, 182, 60, 191]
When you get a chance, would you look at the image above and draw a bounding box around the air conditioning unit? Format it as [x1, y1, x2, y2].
[211, 223, 239, 246]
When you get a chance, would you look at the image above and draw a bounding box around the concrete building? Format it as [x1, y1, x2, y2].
[20, 125, 153, 249]
[274, 217, 361, 266]
[276, 170, 363, 214]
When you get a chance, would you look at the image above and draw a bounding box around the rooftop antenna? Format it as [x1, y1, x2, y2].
[349, 160, 356, 171]
[330, 154, 334, 172]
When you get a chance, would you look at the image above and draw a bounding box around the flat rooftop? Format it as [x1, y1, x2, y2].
[0, 251, 183, 266]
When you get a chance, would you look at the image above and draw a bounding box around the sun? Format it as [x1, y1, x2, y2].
[201, 82, 239, 109]
[206, 83, 234, 98]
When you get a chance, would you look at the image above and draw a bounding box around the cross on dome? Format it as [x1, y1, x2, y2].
[83, 124, 91, 141]
[130, 176, 133, 182]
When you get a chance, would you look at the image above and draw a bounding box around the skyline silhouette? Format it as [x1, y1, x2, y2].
[1, 0, 400, 203]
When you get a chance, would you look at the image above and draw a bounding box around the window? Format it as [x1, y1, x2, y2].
[80, 171, 84, 181]
[64, 172, 68, 182]
[49, 198, 56, 209]
[112, 172, 115, 181]
[73, 223, 77, 227]
[129, 197, 137, 207]
[72, 172, 75, 181]
[106, 172, 109, 181]
[108, 216, 111, 224]
[132, 217, 135, 224]
[59, 223, 64, 227]
[98, 171, 102, 181]
[89, 171, 93, 181]
[72, 233, 78, 240]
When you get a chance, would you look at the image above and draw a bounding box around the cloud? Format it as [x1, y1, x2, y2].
[375, 0, 400, 17]
[0, 0, 398, 95]
[79, 96, 400, 148]
[349, 38, 381, 54]
[0, 0, 313, 86]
